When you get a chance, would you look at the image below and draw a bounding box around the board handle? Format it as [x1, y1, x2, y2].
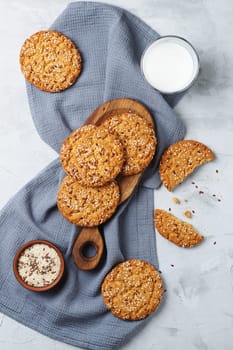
[72, 227, 104, 271]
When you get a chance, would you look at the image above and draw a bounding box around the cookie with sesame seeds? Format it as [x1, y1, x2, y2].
[154, 209, 203, 248]
[101, 112, 157, 176]
[57, 176, 120, 227]
[60, 124, 124, 187]
[101, 259, 163, 320]
[159, 140, 214, 191]
[20, 30, 82, 92]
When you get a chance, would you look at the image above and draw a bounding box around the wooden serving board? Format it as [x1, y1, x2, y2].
[72, 98, 155, 270]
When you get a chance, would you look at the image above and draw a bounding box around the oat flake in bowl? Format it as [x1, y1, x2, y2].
[13, 240, 64, 291]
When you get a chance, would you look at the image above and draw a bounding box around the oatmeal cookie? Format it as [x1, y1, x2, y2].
[20, 30, 82, 92]
[57, 176, 120, 227]
[60, 125, 124, 187]
[101, 112, 156, 176]
[101, 259, 163, 320]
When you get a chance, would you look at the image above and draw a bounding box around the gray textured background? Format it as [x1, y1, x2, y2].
[0, 0, 232, 349]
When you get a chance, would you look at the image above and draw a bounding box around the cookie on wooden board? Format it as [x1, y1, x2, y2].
[101, 259, 163, 320]
[20, 30, 82, 92]
[154, 209, 203, 247]
[60, 125, 124, 187]
[57, 176, 120, 227]
[159, 140, 214, 191]
[101, 112, 157, 176]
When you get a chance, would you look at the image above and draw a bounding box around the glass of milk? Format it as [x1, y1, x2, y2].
[141, 35, 200, 94]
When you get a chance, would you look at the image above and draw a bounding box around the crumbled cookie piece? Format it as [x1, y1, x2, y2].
[172, 197, 180, 204]
[20, 30, 82, 92]
[159, 140, 214, 191]
[184, 210, 192, 219]
[154, 209, 203, 248]
[101, 259, 163, 320]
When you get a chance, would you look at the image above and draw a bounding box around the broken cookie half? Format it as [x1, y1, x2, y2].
[154, 209, 203, 248]
[159, 140, 214, 191]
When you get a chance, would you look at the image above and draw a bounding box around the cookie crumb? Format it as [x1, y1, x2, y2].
[184, 210, 192, 219]
[172, 197, 180, 204]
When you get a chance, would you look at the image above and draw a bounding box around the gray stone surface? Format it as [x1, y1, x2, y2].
[0, 0, 232, 349]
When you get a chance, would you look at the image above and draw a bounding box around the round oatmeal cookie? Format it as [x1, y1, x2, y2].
[101, 112, 156, 176]
[20, 30, 82, 92]
[101, 259, 163, 320]
[57, 176, 120, 227]
[60, 125, 124, 187]
[159, 140, 214, 191]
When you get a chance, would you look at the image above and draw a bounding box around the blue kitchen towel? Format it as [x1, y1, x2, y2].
[0, 2, 186, 350]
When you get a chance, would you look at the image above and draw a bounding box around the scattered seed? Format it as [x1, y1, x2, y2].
[168, 208, 171, 212]
[216, 169, 219, 173]
[184, 210, 192, 219]
[164, 289, 167, 293]
[172, 197, 180, 204]
[213, 241, 216, 245]
[170, 264, 174, 267]
[192, 181, 195, 184]
[184, 199, 188, 203]
[212, 194, 216, 197]
[195, 185, 198, 189]
[158, 270, 162, 274]
[217, 199, 221, 202]
[199, 191, 204, 194]
[192, 210, 195, 214]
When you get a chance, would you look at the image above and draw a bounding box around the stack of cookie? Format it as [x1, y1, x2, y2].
[57, 112, 157, 227]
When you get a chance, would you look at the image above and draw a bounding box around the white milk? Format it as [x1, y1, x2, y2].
[141, 36, 199, 93]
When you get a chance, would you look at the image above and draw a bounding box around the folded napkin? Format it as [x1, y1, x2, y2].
[0, 2, 185, 350]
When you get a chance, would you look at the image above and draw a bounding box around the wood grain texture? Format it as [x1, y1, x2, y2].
[72, 227, 104, 271]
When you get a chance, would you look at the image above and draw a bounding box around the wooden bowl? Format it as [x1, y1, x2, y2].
[13, 239, 65, 292]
